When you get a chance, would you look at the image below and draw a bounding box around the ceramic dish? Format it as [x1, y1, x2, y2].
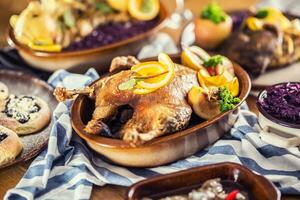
[71, 54, 251, 167]
[7, 2, 168, 73]
[0, 70, 57, 169]
[257, 82, 300, 148]
[180, 11, 300, 88]
[126, 162, 280, 200]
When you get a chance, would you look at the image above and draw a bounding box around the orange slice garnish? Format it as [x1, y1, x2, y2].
[135, 53, 174, 90]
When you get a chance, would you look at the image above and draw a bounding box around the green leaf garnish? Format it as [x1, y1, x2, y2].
[95, 2, 114, 14]
[63, 9, 75, 28]
[203, 55, 224, 67]
[118, 78, 137, 90]
[255, 9, 269, 19]
[219, 87, 240, 112]
[201, 2, 228, 24]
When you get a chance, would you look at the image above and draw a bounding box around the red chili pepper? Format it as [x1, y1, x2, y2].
[225, 190, 240, 200]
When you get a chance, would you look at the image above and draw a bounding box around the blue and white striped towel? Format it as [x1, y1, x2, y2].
[4, 69, 300, 200]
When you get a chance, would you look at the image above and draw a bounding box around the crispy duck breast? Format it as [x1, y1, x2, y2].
[54, 56, 199, 145]
[221, 24, 300, 76]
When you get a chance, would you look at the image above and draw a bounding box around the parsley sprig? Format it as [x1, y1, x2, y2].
[255, 9, 269, 19]
[203, 55, 224, 68]
[201, 2, 228, 24]
[219, 87, 240, 112]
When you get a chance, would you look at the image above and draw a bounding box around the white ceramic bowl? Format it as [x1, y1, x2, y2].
[257, 83, 300, 148]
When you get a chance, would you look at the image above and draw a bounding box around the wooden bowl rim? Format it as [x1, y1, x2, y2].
[71, 54, 251, 149]
[126, 162, 281, 200]
[6, 1, 168, 58]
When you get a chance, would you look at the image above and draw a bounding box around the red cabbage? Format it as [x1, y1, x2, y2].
[258, 82, 300, 124]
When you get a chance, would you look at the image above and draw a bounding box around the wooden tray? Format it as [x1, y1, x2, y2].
[0, 70, 57, 169]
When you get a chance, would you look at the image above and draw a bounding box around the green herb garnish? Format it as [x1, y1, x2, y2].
[63, 9, 75, 28]
[201, 2, 228, 24]
[219, 87, 240, 112]
[118, 71, 169, 91]
[95, 2, 113, 14]
[203, 55, 224, 67]
[118, 78, 138, 90]
[255, 9, 269, 19]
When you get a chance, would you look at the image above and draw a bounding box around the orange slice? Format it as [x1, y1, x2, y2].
[136, 53, 174, 90]
[227, 77, 239, 97]
[131, 61, 165, 76]
[128, 0, 160, 21]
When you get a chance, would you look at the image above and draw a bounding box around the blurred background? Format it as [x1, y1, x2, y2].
[0, 0, 258, 47]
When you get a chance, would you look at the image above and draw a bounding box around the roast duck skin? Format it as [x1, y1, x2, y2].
[54, 56, 199, 145]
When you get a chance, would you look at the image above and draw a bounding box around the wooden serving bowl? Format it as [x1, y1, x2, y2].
[126, 162, 280, 200]
[71, 55, 251, 167]
[7, 2, 168, 73]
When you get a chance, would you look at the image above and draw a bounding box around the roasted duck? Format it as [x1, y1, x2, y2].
[55, 56, 199, 145]
[220, 8, 300, 76]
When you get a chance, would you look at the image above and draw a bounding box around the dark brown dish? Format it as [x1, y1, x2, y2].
[0, 70, 57, 169]
[71, 54, 251, 167]
[126, 162, 280, 200]
[180, 10, 300, 80]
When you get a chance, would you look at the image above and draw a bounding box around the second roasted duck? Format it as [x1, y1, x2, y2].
[55, 55, 199, 145]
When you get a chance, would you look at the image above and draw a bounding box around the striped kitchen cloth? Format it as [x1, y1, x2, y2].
[4, 69, 300, 200]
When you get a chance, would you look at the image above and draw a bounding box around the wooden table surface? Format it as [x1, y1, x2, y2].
[0, 0, 299, 199]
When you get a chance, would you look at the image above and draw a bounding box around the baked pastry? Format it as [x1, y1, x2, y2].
[0, 81, 9, 100]
[0, 125, 23, 166]
[0, 95, 51, 135]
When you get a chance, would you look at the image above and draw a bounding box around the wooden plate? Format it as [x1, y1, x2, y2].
[180, 11, 300, 89]
[7, 1, 168, 73]
[0, 70, 57, 169]
[126, 162, 280, 200]
[71, 54, 251, 167]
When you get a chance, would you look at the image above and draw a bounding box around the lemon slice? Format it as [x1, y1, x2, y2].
[181, 48, 205, 71]
[134, 53, 175, 90]
[131, 61, 165, 76]
[128, 0, 160, 21]
[197, 69, 210, 88]
[107, 0, 128, 12]
[189, 46, 211, 61]
[198, 68, 230, 88]
[27, 42, 62, 52]
[227, 77, 239, 97]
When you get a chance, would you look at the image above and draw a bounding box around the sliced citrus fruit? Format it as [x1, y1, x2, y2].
[128, 0, 160, 21]
[107, 0, 128, 12]
[227, 77, 239, 97]
[133, 87, 156, 95]
[205, 75, 228, 87]
[136, 53, 175, 90]
[181, 48, 205, 71]
[131, 61, 165, 76]
[246, 17, 263, 31]
[197, 69, 210, 88]
[27, 42, 62, 52]
[189, 46, 211, 61]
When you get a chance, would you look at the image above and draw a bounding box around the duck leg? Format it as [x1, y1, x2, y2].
[53, 86, 95, 102]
